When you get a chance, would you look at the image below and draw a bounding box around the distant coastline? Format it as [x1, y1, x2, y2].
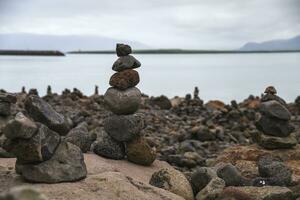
[1, 49, 300, 56]
[0, 50, 65, 56]
[68, 49, 300, 54]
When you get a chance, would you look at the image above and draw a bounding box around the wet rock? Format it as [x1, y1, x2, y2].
[190, 167, 216, 195]
[64, 122, 94, 153]
[104, 87, 141, 115]
[150, 168, 194, 200]
[256, 155, 292, 186]
[259, 100, 291, 120]
[254, 132, 298, 150]
[112, 55, 141, 72]
[93, 132, 125, 160]
[195, 177, 225, 200]
[149, 95, 172, 110]
[109, 69, 140, 90]
[104, 113, 144, 142]
[16, 141, 87, 183]
[4, 112, 38, 139]
[217, 163, 250, 186]
[116, 43, 132, 57]
[256, 114, 294, 137]
[25, 95, 71, 135]
[3, 124, 60, 163]
[126, 137, 156, 166]
[0, 186, 48, 200]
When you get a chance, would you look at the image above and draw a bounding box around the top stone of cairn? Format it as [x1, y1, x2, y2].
[116, 43, 132, 57]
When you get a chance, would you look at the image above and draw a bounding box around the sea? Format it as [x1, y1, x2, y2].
[0, 53, 299, 103]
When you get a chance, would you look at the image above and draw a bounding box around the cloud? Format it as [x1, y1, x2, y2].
[0, 0, 299, 49]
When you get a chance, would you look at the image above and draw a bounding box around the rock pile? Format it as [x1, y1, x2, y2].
[254, 86, 297, 149]
[3, 95, 87, 183]
[93, 43, 156, 166]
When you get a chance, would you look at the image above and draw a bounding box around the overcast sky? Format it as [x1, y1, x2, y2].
[0, 0, 299, 49]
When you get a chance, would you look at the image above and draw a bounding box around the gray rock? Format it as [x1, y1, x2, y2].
[256, 114, 294, 137]
[259, 100, 291, 120]
[116, 43, 132, 56]
[0, 93, 17, 103]
[112, 55, 141, 72]
[257, 155, 292, 186]
[92, 132, 125, 160]
[25, 95, 71, 135]
[217, 163, 250, 186]
[149, 95, 172, 110]
[261, 93, 287, 105]
[254, 132, 298, 149]
[104, 87, 141, 115]
[190, 167, 216, 195]
[4, 112, 38, 139]
[3, 124, 60, 163]
[64, 122, 94, 153]
[150, 168, 194, 200]
[104, 113, 144, 142]
[16, 141, 87, 183]
[195, 177, 225, 200]
[0, 101, 11, 116]
[0, 186, 48, 200]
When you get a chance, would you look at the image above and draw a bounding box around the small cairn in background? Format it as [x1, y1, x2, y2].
[254, 86, 297, 149]
[93, 43, 156, 166]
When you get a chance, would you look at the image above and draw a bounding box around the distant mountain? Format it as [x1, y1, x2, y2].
[240, 35, 300, 51]
[0, 33, 149, 52]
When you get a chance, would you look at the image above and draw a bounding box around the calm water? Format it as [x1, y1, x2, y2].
[0, 53, 299, 103]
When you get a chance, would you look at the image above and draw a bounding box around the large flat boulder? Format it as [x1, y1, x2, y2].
[0, 153, 183, 200]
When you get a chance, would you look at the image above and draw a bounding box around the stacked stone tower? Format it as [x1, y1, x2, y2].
[102, 43, 156, 166]
[254, 86, 297, 149]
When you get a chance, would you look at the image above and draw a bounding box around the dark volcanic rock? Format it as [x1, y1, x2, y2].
[25, 95, 72, 135]
[0, 101, 11, 116]
[93, 132, 125, 160]
[190, 167, 216, 195]
[109, 69, 140, 90]
[261, 93, 287, 105]
[104, 113, 144, 142]
[4, 124, 60, 163]
[217, 163, 250, 186]
[16, 141, 87, 183]
[116, 43, 132, 57]
[64, 122, 94, 153]
[149, 95, 172, 110]
[126, 137, 156, 166]
[4, 112, 38, 139]
[259, 100, 291, 120]
[104, 87, 141, 115]
[256, 114, 294, 137]
[257, 155, 292, 186]
[112, 55, 141, 72]
[0, 92, 17, 103]
[253, 132, 298, 150]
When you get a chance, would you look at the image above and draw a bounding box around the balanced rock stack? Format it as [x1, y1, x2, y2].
[3, 95, 87, 183]
[254, 86, 297, 149]
[96, 43, 156, 166]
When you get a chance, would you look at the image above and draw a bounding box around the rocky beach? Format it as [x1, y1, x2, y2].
[0, 45, 300, 200]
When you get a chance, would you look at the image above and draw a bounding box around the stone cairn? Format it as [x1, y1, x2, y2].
[93, 43, 156, 166]
[254, 86, 297, 149]
[3, 95, 87, 183]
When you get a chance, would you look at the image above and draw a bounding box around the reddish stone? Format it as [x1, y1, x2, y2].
[109, 69, 140, 90]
